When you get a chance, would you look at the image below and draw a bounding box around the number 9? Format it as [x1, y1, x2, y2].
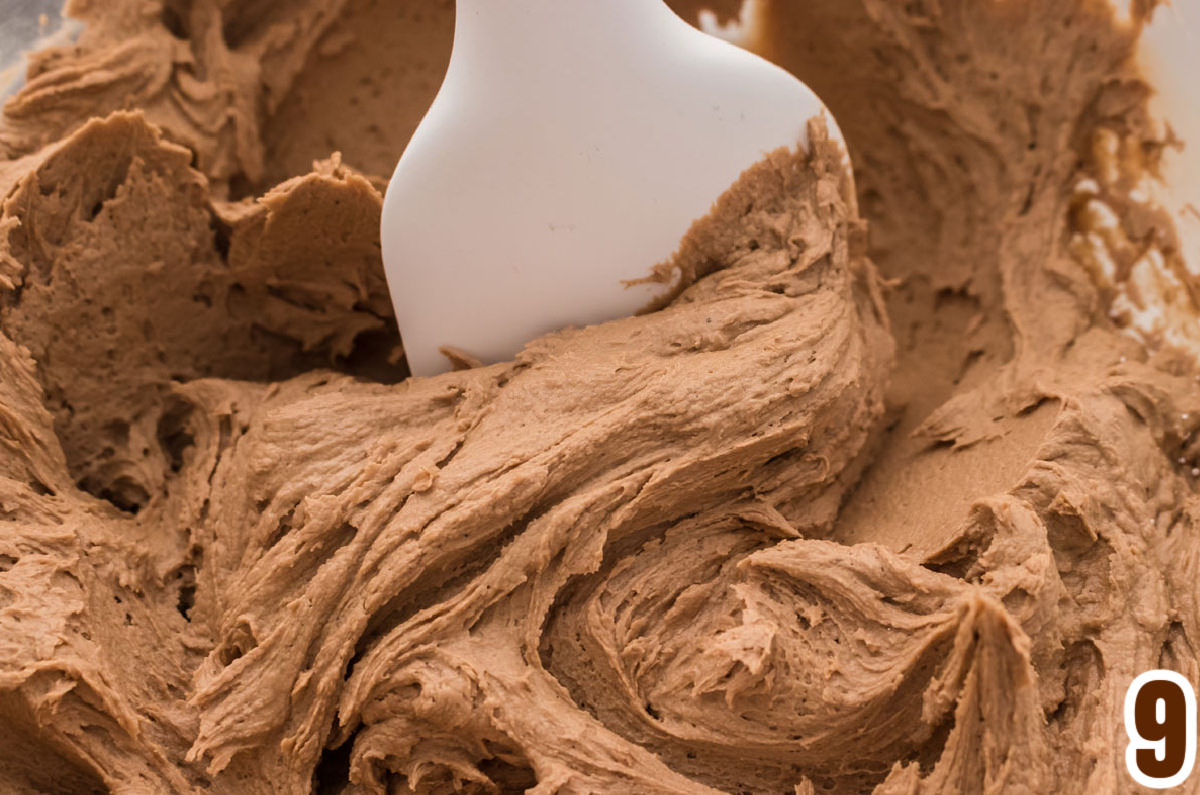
[1125, 670, 1197, 789]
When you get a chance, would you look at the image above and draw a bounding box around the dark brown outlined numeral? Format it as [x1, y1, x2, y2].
[1125, 670, 1197, 789]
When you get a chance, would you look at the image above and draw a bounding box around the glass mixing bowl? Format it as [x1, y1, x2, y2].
[0, 0, 79, 99]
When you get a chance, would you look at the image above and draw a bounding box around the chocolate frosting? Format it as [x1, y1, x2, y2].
[1, 1, 1198, 793]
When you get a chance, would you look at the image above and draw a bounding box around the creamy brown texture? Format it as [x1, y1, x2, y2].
[1, 0, 1199, 793]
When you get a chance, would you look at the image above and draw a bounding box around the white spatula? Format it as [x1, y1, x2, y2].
[381, 0, 845, 376]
